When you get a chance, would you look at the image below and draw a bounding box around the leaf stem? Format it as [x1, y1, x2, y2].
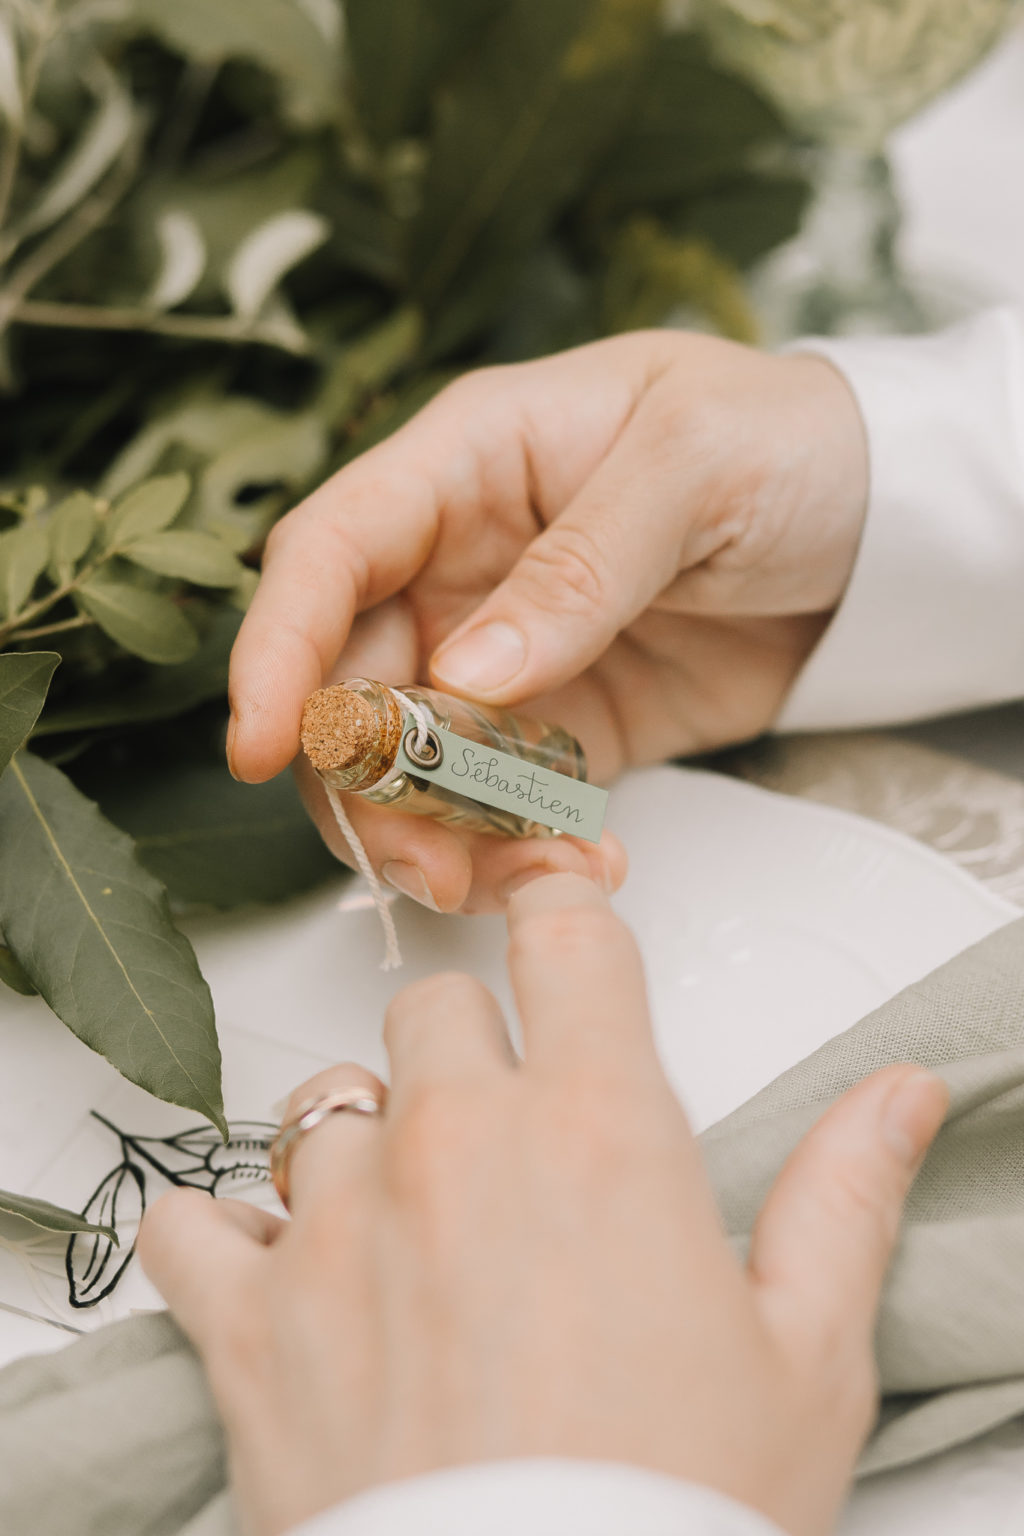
[6, 299, 313, 354]
[0, 556, 100, 646]
[0, 136, 142, 333]
[7, 613, 94, 641]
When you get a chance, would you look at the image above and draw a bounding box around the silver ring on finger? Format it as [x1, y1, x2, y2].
[270, 1085, 385, 1210]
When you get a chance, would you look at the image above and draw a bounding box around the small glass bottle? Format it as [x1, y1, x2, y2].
[300, 678, 587, 839]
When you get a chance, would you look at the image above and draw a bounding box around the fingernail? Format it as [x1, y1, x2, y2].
[881, 1069, 949, 1169]
[382, 860, 440, 912]
[226, 717, 239, 781]
[433, 622, 526, 695]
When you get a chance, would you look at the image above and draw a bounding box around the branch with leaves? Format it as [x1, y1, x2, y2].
[0, 475, 245, 655]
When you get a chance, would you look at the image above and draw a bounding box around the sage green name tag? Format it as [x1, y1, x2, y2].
[396, 719, 608, 844]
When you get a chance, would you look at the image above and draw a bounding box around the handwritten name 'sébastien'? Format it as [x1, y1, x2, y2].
[450, 745, 583, 825]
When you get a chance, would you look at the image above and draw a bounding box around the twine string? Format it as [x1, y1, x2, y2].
[392, 688, 431, 753]
[323, 781, 403, 970]
[322, 688, 434, 972]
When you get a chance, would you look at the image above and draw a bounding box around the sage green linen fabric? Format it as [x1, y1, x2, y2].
[703, 911, 1024, 1474]
[3, 915, 1024, 1533]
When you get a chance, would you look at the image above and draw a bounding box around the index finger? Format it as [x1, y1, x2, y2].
[228, 450, 438, 782]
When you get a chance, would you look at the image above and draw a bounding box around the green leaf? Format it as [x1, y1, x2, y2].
[107, 473, 190, 546]
[145, 210, 207, 312]
[99, 402, 327, 554]
[93, 753, 338, 908]
[318, 182, 406, 286]
[676, 175, 811, 270]
[486, 243, 595, 363]
[195, 412, 328, 551]
[225, 209, 329, 321]
[100, 401, 282, 502]
[0, 13, 22, 129]
[134, 148, 322, 313]
[17, 70, 136, 240]
[47, 492, 99, 583]
[131, 0, 340, 126]
[0, 752, 226, 1134]
[0, 521, 48, 620]
[0, 650, 59, 773]
[122, 530, 245, 588]
[409, 0, 660, 353]
[345, 0, 502, 143]
[318, 306, 423, 426]
[580, 34, 787, 228]
[33, 609, 238, 738]
[76, 579, 199, 665]
[0, 1187, 114, 1242]
[0, 944, 37, 996]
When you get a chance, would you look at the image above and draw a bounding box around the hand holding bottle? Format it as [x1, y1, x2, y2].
[228, 331, 869, 911]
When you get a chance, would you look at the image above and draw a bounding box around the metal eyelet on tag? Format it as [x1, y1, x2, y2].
[403, 725, 444, 770]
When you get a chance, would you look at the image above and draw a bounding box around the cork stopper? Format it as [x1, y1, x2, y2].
[301, 685, 379, 774]
[299, 680, 403, 787]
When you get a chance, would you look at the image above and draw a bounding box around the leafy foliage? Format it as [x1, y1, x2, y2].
[0, 649, 58, 772]
[0, 0, 816, 1209]
[0, 1186, 115, 1240]
[0, 750, 226, 1133]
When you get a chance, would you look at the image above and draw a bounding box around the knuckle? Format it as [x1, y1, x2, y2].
[827, 1155, 900, 1250]
[392, 1080, 478, 1164]
[656, 384, 723, 446]
[386, 1083, 494, 1228]
[385, 971, 494, 1045]
[508, 903, 624, 971]
[292, 1176, 371, 1256]
[535, 1073, 653, 1185]
[314, 512, 371, 595]
[520, 524, 610, 620]
[642, 385, 723, 481]
[264, 490, 371, 595]
[262, 506, 303, 560]
[557, 1081, 620, 1154]
[441, 365, 506, 408]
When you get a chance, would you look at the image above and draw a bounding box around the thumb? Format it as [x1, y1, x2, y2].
[750, 1064, 949, 1354]
[429, 417, 696, 702]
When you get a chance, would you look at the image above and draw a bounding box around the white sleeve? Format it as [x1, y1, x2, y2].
[285, 1461, 786, 1536]
[776, 307, 1024, 731]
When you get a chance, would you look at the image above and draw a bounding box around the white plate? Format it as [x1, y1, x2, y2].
[0, 766, 1020, 1531]
[177, 765, 1018, 1126]
[606, 768, 1017, 1128]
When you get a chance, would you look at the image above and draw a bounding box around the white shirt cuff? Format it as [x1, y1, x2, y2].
[777, 307, 1024, 731]
[287, 1461, 786, 1536]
